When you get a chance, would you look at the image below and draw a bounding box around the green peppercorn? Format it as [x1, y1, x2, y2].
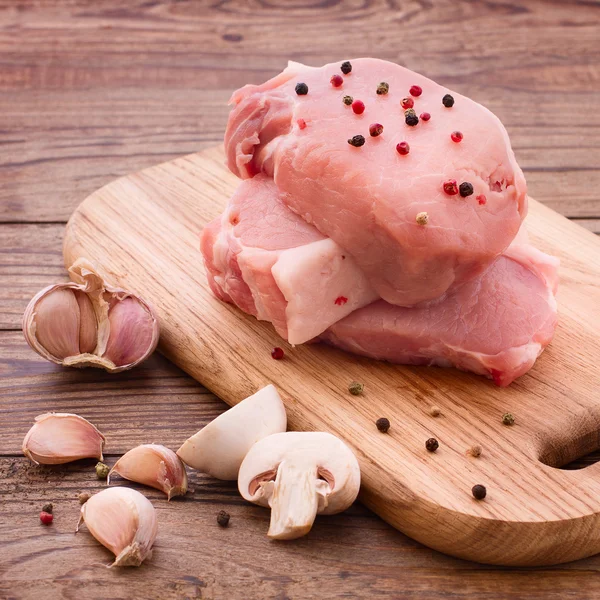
[295, 82, 308, 95]
[343, 95, 354, 106]
[348, 381, 364, 395]
[95, 461, 109, 479]
[42, 503, 53, 514]
[404, 108, 416, 117]
[348, 135, 365, 147]
[502, 412, 515, 426]
[376, 82, 389, 95]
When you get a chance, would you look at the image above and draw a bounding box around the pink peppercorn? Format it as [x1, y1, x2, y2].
[335, 296, 348, 306]
[297, 118, 306, 130]
[477, 194, 487, 205]
[401, 97, 414, 109]
[40, 511, 53, 525]
[351, 99, 365, 114]
[409, 85, 423, 97]
[369, 123, 384, 137]
[271, 347, 284, 360]
[396, 142, 410, 156]
[451, 131, 464, 143]
[420, 112, 431, 122]
[330, 74, 343, 88]
[443, 180, 459, 195]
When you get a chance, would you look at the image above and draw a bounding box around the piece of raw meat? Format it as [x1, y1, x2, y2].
[224, 58, 527, 306]
[200, 178, 558, 386]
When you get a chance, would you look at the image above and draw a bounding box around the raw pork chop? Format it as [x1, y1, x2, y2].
[201, 178, 557, 386]
[225, 58, 527, 306]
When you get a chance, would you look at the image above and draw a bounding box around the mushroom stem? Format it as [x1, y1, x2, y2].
[267, 460, 328, 540]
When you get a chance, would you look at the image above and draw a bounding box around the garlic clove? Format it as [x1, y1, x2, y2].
[76, 487, 158, 567]
[33, 288, 81, 360]
[74, 290, 98, 354]
[22, 413, 105, 465]
[108, 444, 187, 500]
[102, 297, 157, 367]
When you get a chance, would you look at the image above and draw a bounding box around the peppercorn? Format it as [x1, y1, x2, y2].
[420, 112, 431, 122]
[369, 123, 384, 137]
[95, 461, 109, 479]
[271, 347, 284, 360]
[396, 142, 410, 156]
[40, 511, 53, 525]
[343, 95, 354, 106]
[348, 135, 365, 147]
[443, 179, 459, 195]
[410, 85, 423, 97]
[295, 82, 308, 95]
[348, 381, 364, 395]
[477, 194, 487, 205]
[376, 82, 389, 95]
[425, 438, 439, 452]
[297, 118, 307, 130]
[376, 417, 390, 433]
[401, 97, 414, 109]
[42, 503, 53, 514]
[217, 510, 230, 527]
[334, 295, 348, 305]
[405, 114, 419, 127]
[468, 444, 482, 458]
[472, 484, 487, 500]
[459, 182, 474, 197]
[416, 211, 429, 225]
[442, 94, 455, 107]
[351, 99, 365, 114]
[502, 412, 515, 426]
[330, 74, 343, 87]
[78, 492, 91, 505]
[341, 61, 352, 75]
[451, 131, 463, 143]
[430, 406, 441, 417]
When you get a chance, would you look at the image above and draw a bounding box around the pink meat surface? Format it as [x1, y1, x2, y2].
[225, 58, 527, 306]
[201, 178, 558, 386]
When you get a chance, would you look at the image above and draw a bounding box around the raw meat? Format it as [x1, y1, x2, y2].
[225, 58, 527, 306]
[200, 177, 558, 386]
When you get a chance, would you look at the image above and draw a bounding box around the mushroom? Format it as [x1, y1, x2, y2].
[176, 384, 287, 480]
[238, 431, 361, 540]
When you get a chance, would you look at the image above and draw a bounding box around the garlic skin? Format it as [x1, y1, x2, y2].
[22, 259, 159, 372]
[109, 444, 187, 500]
[22, 413, 105, 465]
[76, 487, 158, 567]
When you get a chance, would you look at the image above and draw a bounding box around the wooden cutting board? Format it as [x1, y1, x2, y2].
[63, 146, 600, 567]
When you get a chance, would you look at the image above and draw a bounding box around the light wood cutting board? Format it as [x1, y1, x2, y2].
[63, 146, 600, 566]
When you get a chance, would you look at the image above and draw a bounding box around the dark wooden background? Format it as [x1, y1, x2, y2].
[1, 1, 599, 598]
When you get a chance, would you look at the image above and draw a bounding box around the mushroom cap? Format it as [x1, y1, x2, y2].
[238, 431, 361, 515]
[176, 384, 287, 480]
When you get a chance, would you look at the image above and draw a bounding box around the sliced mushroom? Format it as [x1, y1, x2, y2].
[176, 384, 287, 480]
[238, 431, 361, 540]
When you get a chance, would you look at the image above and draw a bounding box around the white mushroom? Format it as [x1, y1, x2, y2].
[238, 431, 361, 540]
[176, 384, 287, 480]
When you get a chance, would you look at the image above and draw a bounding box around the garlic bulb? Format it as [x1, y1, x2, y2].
[22, 259, 159, 372]
[76, 487, 158, 567]
[22, 412, 105, 465]
[108, 444, 187, 500]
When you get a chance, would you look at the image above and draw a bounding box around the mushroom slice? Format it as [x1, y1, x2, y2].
[176, 384, 287, 480]
[238, 431, 361, 540]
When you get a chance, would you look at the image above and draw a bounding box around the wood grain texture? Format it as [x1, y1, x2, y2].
[62, 146, 600, 567]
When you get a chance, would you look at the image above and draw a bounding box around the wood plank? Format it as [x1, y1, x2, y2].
[3, 457, 600, 600]
[571, 219, 600, 235]
[61, 146, 600, 566]
[1, 0, 599, 221]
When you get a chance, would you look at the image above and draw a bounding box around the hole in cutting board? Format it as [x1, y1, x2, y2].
[538, 427, 600, 470]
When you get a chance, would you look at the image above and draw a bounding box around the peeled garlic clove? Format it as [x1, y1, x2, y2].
[33, 287, 81, 360]
[77, 487, 158, 567]
[103, 298, 157, 367]
[109, 444, 187, 500]
[74, 290, 98, 354]
[22, 413, 105, 465]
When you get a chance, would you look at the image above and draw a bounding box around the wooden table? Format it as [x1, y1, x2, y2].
[1, 1, 599, 598]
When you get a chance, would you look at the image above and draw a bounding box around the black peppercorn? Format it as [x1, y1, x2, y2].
[217, 510, 230, 527]
[376, 82, 389, 95]
[376, 417, 390, 433]
[459, 182, 474, 197]
[341, 61, 352, 75]
[425, 438, 439, 452]
[405, 114, 419, 127]
[442, 94, 455, 107]
[348, 135, 365, 147]
[295, 82, 309, 95]
[472, 484, 487, 500]
[343, 95, 354, 106]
